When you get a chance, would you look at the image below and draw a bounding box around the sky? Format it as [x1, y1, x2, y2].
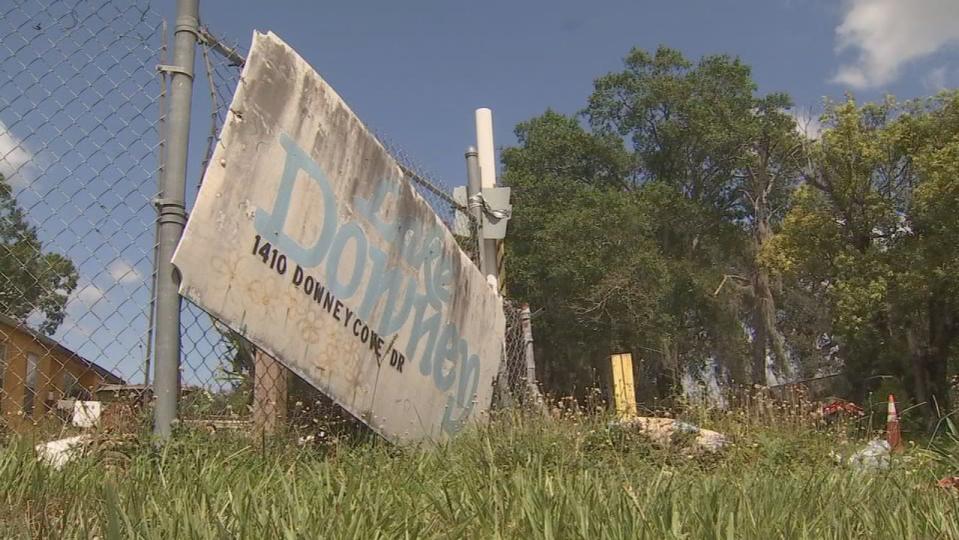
[1, 0, 958, 390]
[175, 0, 959, 189]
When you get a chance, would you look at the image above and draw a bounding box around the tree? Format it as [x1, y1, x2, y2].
[736, 94, 805, 384]
[585, 46, 806, 386]
[501, 45, 958, 420]
[765, 92, 959, 423]
[502, 111, 672, 396]
[0, 173, 78, 334]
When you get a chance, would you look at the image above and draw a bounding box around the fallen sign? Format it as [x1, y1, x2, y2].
[172, 32, 505, 443]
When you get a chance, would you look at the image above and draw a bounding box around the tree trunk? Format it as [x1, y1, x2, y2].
[750, 289, 768, 386]
[926, 297, 955, 418]
[905, 325, 930, 416]
[750, 208, 789, 385]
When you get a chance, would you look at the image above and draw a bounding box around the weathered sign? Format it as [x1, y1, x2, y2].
[172, 32, 505, 442]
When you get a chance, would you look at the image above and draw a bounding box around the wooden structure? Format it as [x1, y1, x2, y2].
[609, 353, 637, 419]
[252, 350, 288, 435]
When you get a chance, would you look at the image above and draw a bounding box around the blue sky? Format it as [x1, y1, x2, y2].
[1, 0, 957, 389]
[178, 0, 959, 189]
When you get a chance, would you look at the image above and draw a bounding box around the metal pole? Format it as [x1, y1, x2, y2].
[465, 148, 498, 283]
[152, 0, 199, 439]
[473, 110, 502, 288]
[521, 304, 536, 383]
[465, 147, 490, 278]
[145, 18, 170, 388]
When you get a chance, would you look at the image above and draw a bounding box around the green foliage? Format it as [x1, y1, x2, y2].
[0, 173, 77, 334]
[502, 111, 672, 394]
[503, 47, 809, 398]
[765, 92, 959, 420]
[503, 44, 958, 422]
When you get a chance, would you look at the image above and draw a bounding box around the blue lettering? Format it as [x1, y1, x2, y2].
[418, 229, 445, 309]
[353, 178, 400, 244]
[357, 244, 416, 335]
[254, 133, 492, 434]
[441, 353, 481, 434]
[431, 323, 462, 392]
[408, 295, 441, 377]
[254, 133, 338, 266]
[325, 222, 368, 300]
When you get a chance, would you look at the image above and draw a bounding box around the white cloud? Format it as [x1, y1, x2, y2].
[832, 0, 959, 89]
[108, 259, 144, 285]
[0, 120, 35, 187]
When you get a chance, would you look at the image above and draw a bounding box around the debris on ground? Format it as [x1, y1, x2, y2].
[834, 439, 891, 472]
[35, 435, 92, 470]
[819, 398, 865, 423]
[35, 433, 138, 471]
[613, 417, 728, 453]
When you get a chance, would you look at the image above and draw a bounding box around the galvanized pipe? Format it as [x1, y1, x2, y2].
[464, 147, 487, 276]
[152, 0, 199, 440]
[465, 147, 499, 283]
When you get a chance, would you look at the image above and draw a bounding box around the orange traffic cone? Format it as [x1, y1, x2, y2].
[886, 394, 903, 452]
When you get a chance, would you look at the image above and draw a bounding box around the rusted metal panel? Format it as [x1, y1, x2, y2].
[172, 32, 505, 442]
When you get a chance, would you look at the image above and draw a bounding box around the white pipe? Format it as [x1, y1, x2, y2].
[475, 108, 496, 188]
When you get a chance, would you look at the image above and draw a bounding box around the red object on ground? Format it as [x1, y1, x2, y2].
[886, 394, 903, 452]
[938, 476, 959, 491]
[821, 400, 865, 417]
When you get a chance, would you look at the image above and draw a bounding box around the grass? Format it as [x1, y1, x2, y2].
[1, 409, 957, 539]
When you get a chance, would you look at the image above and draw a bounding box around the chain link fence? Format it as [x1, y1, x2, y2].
[0, 0, 163, 431]
[0, 0, 539, 436]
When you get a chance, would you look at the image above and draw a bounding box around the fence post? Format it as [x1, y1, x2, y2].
[520, 303, 545, 409]
[609, 353, 638, 419]
[473, 109, 502, 290]
[253, 350, 288, 436]
[152, 0, 199, 440]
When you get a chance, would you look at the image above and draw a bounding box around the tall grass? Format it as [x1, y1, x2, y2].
[1, 411, 957, 539]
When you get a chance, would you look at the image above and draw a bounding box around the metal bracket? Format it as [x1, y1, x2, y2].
[468, 193, 511, 220]
[153, 197, 187, 226]
[471, 188, 512, 239]
[174, 16, 200, 39]
[156, 64, 193, 79]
